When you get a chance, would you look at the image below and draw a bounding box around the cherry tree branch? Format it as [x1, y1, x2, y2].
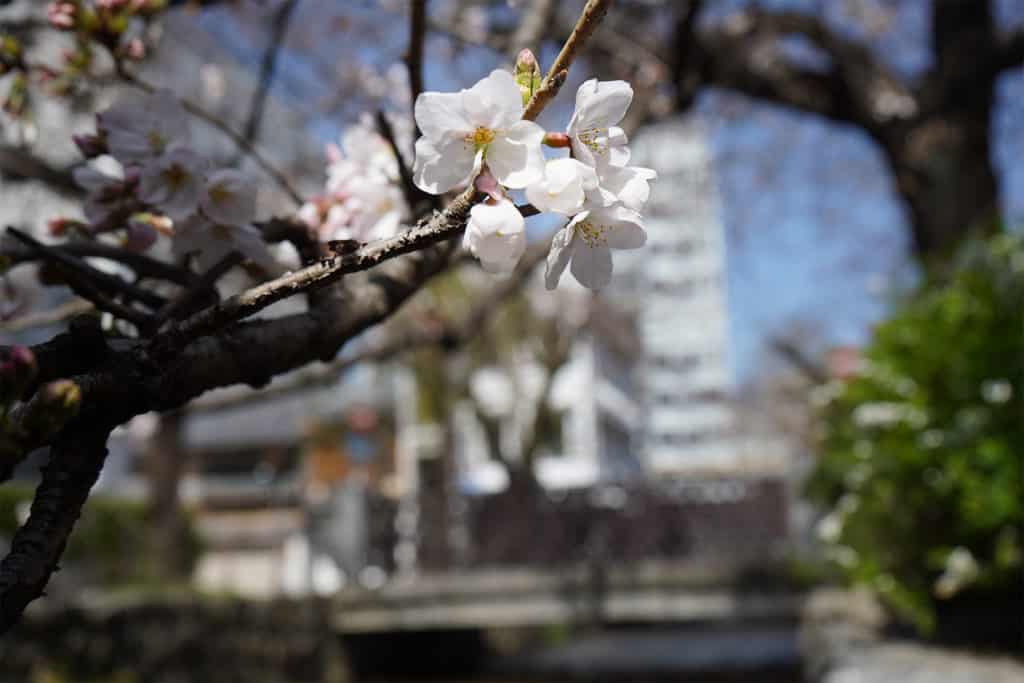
[156, 186, 481, 352]
[406, 0, 428, 120]
[241, 0, 301, 147]
[522, 0, 613, 121]
[0, 0, 614, 632]
[3, 239, 199, 287]
[0, 424, 112, 632]
[190, 241, 548, 414]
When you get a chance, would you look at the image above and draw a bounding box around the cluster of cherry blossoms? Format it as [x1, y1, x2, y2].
[66, 89, 275, 271]
[298, 115, 410, 244]
[411, 61, 656, 290]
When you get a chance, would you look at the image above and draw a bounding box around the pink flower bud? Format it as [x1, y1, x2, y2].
[123, 219, 158, 252]
[473, 166, 504, 201]
[0, 346, 37, 404]
[47, 2, 77, 30]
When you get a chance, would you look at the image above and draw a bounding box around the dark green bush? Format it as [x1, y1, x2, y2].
[806, 234, 1023, 632]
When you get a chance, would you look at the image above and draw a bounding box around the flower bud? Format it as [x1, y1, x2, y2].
[20, 380, 81, 437]
[123, 218, 158, 251]
[47, 2, 78, 30]
[514, 49, 541, 106]
[48, 217, 89, 236]
[473, 166, 503, 201]
[542, 132, 570, 148]
[73, 133, 108, 159]
[0, 346, 37, 405]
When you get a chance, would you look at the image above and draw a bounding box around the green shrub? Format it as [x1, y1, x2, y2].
[806, 234, 1023, 632]
[0, 484, 201, 586]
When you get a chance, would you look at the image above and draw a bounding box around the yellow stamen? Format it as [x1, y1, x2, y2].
[577, 127, 606, 155]
[465, 125, 496, 151]
[576, 218, 609, 247]
[147, 130, 166, 153]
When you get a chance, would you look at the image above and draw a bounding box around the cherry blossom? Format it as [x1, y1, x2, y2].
[595, 164, 657, 212]
[413, 69, 544, 193]
[567, 79, 632, 169]
[172, 215, 277, 273]
[525, 158, 600, 215]
[72, 162, 138, 225]
[463, 198, 527, 274]
[97, 90, 189, 166]
[544, 205, 646, 290]
[200, 169, 258, 227]
[137, 147, 207, 221]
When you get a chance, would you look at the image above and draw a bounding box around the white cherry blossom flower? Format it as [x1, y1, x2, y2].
[544, 205, 646, 290]
[595, 164, 657, 212]
[567, 79, 632, 169]
[173, 214, 278, 273]
[326, 118, 401, 193]
[97, 89, 189, 166]
[138, 148, 207, 220]
[200, 169, 257, 226]
[72, 162, 136, 225]
[525, 158, 600, 215]
[413, 69, 544, 193]
[463, 198, 526, 274]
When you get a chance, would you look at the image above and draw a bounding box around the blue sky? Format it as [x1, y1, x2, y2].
[194, 1, 1024, 385]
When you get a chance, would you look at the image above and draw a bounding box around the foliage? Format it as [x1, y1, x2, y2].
[806, 234, 1024, 632]
[0, 484, 202, 586]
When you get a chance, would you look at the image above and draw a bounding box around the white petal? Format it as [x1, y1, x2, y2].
[570, 242, 613, 289]
[600, 165, 655, 212]
[465, 199, 526, 271]
[525, 158, 588, 215]
[412, 134, 477, 194]
[201, 169, 258, 226]
[574, 79, 633, 129]
[414, 90, 470, 141]
[544, 223, 578, 290]
[596, 205, 646, 249]
[72, 165, 117, 192]
[487, 121, 544, 189]
[462, 69, 523, 130]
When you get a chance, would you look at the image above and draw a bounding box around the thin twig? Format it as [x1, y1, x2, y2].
[376, 109, 429, 212]
[118, 69, 304, 207]
[405, 0, 428, 125]
[4, 239, 199, 286]
[154, 251, 242, 326]
[522, 0, 614, 121]
[241, 0, 301, 146]
[5, 229, 165, 310]
[0, 299, 93, 334]
[157, 186, 482, 350]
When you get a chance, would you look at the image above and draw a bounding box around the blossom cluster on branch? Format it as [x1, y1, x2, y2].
[62, 89, 276, 272]
[297, 115, 411, 244]
[411, 52, 656, 290]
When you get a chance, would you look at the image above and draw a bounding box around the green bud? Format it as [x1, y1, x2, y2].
[22, 380, 81, 436]
[514, 49, 541, 106]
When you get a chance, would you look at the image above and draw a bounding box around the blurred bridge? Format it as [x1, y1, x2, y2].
[331, 561, 804, 633]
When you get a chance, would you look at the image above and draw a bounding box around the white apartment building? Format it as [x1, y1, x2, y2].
[612, 118, 739, 476]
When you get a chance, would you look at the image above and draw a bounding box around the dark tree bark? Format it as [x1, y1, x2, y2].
[665, 0, 1018, 262]
[144, 410, 192, 580]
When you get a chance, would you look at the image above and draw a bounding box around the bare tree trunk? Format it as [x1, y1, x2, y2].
[144, 410, 190, 580]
